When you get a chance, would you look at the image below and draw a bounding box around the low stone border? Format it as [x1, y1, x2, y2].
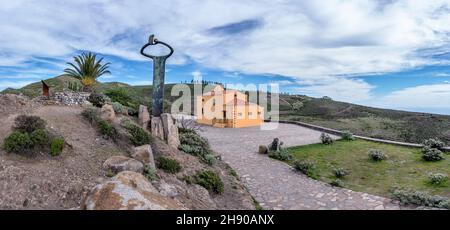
[265, 120, 450, 152]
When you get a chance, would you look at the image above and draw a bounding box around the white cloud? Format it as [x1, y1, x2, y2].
[191, 71, 203, 79]
[374, 84, 450, 112]
[0, 80, 34, 90]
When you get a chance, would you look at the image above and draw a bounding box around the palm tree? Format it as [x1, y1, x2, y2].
[63, 52, 111, 91]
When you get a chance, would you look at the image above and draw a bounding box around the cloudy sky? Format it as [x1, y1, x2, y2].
[1, 0, 450, 114]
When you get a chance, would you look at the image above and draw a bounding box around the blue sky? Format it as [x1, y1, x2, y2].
[1, 0, 450, 114]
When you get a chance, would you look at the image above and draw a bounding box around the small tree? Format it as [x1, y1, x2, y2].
[292, 101, 304, 111]
[63, 52, 111, 91]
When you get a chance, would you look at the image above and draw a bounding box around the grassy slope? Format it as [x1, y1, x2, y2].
[288, 140, 450, 198]
[3, 76, 450, 144]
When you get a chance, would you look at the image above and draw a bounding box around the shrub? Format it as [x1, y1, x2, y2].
[157, 157, 182, 174]
[293, 160, 316, 178]
[268, 149, 292, 161]
[320, 133, 334, 145]
[88, 93, 106, 107]
[423, 138, 445, 149]
[81, 108, 100, 124]
[105, 87, 135, 108]
[203, 154, 216, 166]
[341, 131, 355, 141]
[127, 107, 138, 117]
[13, 115, 46, 133]
[330, 179, 343, 187]
[292, 101, 304, 111]
[124, 123, 151, 146]
[29, 129, 48, 146]
[368, 149, 387, 161]
[179, 132, 214, 161]
[193, 170, 224, 194]
[428, 173, 448, 185]
[3, 132, 32, 153]
[391, 188, 450, 209]
[143, 166, 157, 181]
[97, 120, 119, 141]
[111, 102, 124, 114]
[333, 168, 349, 178]
[50, 138, 65, 156]
[422, 147, 444, 162]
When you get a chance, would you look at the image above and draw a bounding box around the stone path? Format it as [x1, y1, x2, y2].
[199, 123, 405, 210]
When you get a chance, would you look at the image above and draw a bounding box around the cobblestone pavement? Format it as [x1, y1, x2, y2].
[199, 123, 407, 210]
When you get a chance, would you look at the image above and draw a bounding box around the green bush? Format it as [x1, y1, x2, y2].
[341, 131, 355, 141]
[320, 133, 334, 145]
[157, 157, 182, 174]
[423, 138, 445, 149]
[88, 93, 106, 107]
[203, 154, 216, 166]
[81, 108, 100, 124]
[124, 123, 151, 146]
[13, 115, 46, 133]
[3, 131, 33, 153]
[293, 160, 316, 178]
[30, 129, 48, 146]
[268, 138, 282, 151]
[330, 179, 343, 187]
[193, 170, 224, 194]
[50, 138, 65, 156]
[368, 149, 387, 161]
[179, 131, 215, 164]
[111, 102, 124, 114]
[391, 189, 450, 209]
[98, 120, 119, 141]
[422, 147, 444, 162]
[333, 168, 349, 178]
[105, 87, 135, 108]
[143, 166, 157, 181]
[428, 173, 448, 185]
[127, 107, 138, 117]
[268, 149, 292, 161]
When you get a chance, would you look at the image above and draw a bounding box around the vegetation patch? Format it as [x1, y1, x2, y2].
[293, 160, 317, 179]
[50, 138, 65, 156]
[157, 157, 182, 174]
[3, 131, 33, 153]
[178, 129, 215, 165]
[88, 93, 106, 107]
[287, 139, 450, 199]
[123, 122, 151, 146]
[391, 189, 450, 209]
[193, 170, 224, 194]
[13, 115, 46, 133]
[320, 133, 334, 145]
[98, 120, 119, 141]
[341, 130, 355, 141]
[143, 166, 157, 181]
[268, 149, 292, 161]
[368, 149, 387, 162]
[428, 173, 448, 186]
[421, 147, 444, 162]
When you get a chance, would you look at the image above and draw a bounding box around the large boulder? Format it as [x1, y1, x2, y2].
[161, 113, 180, 149]
[81, 171, 185, 210]
[103, 156, 144, 174]
[151, 117, 165, 140]
[131, 145, 155, 169]
[101, 104, 115, 122]
[138, 105, 150, 128]
[258, 145, 268, 154]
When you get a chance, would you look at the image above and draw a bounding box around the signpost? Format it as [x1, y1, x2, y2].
[140, 35, 174, 117]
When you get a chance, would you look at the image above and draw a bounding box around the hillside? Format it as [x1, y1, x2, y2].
[2, 75, 450, 145]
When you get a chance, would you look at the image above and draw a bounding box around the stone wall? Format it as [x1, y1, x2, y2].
[53, 91, 91, 106]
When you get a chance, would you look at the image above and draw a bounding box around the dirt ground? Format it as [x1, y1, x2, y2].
[0, 105, 121, 209]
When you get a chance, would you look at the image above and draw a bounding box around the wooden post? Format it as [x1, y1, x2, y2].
[42, 80, 49, 97]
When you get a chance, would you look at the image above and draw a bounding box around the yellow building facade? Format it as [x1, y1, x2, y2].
[196, 85, 264, 128]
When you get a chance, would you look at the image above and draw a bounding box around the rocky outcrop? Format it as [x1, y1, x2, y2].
[81, 171, 185, 210]
[131, 145, 155, 169]
[151, 113, 180, 149]
[102, 156, 144, 174]
[101, 104, 115, 122]
[138, 105, 150, 128]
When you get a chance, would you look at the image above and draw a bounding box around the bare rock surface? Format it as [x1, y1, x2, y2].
[161, 113, 180, 148]
[131, 145, 155, 169]
[138, 105, 150, 128]
[81, 171, 185, 210]
[101, 104, 115, 122]
[103, 156, 144, 174]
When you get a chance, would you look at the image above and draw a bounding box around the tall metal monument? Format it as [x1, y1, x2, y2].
[140, 35, 174, 117]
